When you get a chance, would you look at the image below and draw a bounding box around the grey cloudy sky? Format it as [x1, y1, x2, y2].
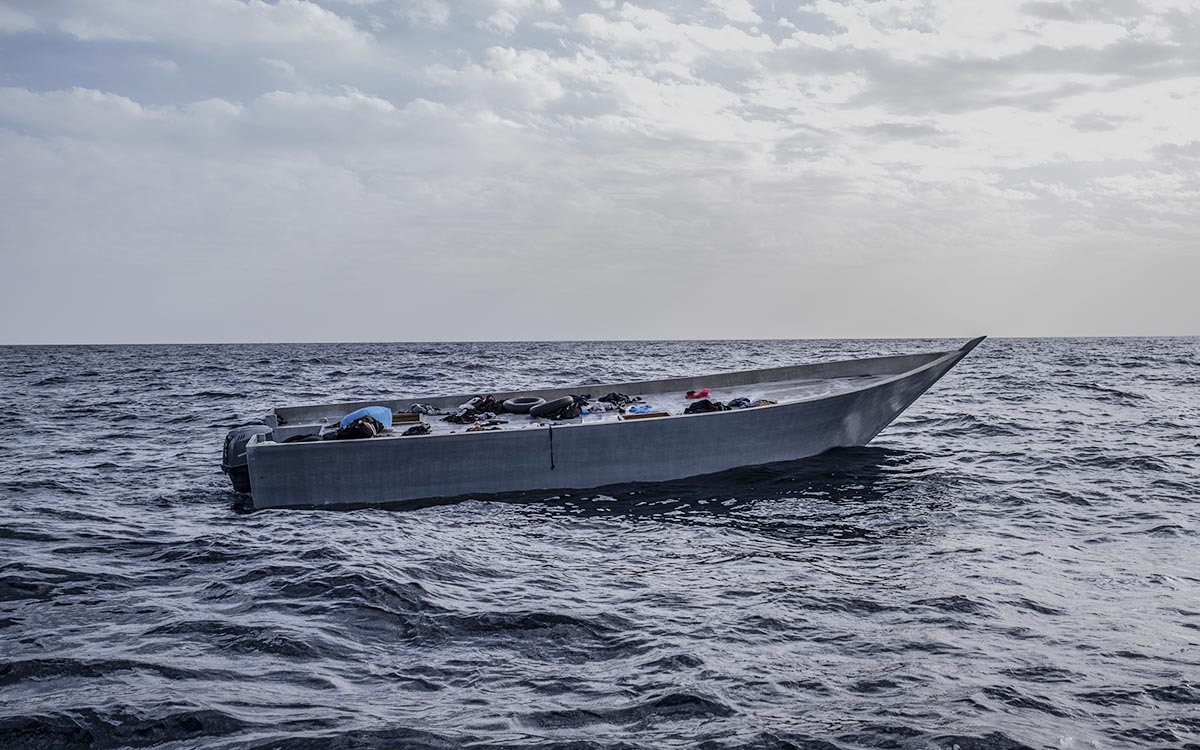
[1, 0, 1197, 343]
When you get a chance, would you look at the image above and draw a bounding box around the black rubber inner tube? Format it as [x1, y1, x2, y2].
[503, 396, 546, 414]
[528, 396, 573, 418]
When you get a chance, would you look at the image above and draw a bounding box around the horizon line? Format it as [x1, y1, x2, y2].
[2, 333, 1198, 347]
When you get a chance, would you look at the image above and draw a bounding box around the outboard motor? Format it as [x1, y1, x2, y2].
[221, 425, 273, 494]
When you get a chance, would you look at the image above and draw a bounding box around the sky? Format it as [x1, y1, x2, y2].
[0, 0, 1197, 343]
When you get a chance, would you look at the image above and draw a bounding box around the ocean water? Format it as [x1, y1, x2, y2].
[1, 337, 1197, 750]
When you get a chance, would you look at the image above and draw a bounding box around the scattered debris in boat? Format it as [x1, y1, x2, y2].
[407, 404, 442, 415]
[684, 399, 728, 414]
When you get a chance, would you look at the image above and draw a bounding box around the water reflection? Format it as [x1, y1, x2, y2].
[302, 447, 953, 550]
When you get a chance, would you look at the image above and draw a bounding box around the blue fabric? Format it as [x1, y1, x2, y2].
[627, 404, 652, 414]
[339, 405, 393, 429]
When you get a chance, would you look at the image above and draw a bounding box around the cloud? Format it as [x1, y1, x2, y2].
[710, 0, 762, 25]
[1071, 111, 1128, 131]
[0, 86, 150, 138]
[480, 9, 520, 34]
[145, 56, 180, 74]
[426, 47, 576, 110]
[1, 0, 1198, 341]
[397, 0, 451, 28]
[576, 5, 775, 65]
[855, 122, 948, 140]
[0, 4, 38, 33]
[22, 0, 373, 57]
[261, 57, 298, 76]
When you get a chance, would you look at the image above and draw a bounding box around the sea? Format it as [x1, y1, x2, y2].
[1, 337, 1197, 750]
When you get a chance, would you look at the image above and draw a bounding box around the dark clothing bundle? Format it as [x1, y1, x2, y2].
[329, 414, 385, 440]
[540, 395, 590, 420]
[683, 399, 729, 414]
[683, 397, 777, 414]
[444, 395, 504, 424]
[598, 392, 641, 408]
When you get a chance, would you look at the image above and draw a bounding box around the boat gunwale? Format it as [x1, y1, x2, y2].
[253, 337, 984, 450]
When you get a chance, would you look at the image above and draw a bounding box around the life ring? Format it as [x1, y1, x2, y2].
[503, 396, 546, 414]
[528, 396, 573, 418]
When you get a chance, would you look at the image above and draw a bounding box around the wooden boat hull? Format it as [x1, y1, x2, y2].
[242, 338, 984, 509]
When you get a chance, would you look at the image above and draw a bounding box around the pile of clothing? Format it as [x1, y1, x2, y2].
[728, 397, 777, 409]
[443, 395, 503, 424]
[466, 419, 508, 432]
[539, 395, 590, 420]
[579, 392, 645, 415]
[328, 414, 387, 439]
[597, 392, 642, 408]
[683, 396, 777, 414]
[683, 399, 729, 414]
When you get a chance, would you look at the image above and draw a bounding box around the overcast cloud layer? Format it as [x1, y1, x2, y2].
[1, 0, 1197, 343]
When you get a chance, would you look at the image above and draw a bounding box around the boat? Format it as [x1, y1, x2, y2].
[221, 337, 986, 509]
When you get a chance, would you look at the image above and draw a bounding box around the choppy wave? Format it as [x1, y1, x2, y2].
[1, 337, 1198, 749]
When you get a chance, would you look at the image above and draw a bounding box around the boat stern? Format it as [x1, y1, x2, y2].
[221, 424, 272, 494]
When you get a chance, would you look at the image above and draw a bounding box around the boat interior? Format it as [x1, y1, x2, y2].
[262, 346, 962, 444]
[265, 374, 895, 443]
